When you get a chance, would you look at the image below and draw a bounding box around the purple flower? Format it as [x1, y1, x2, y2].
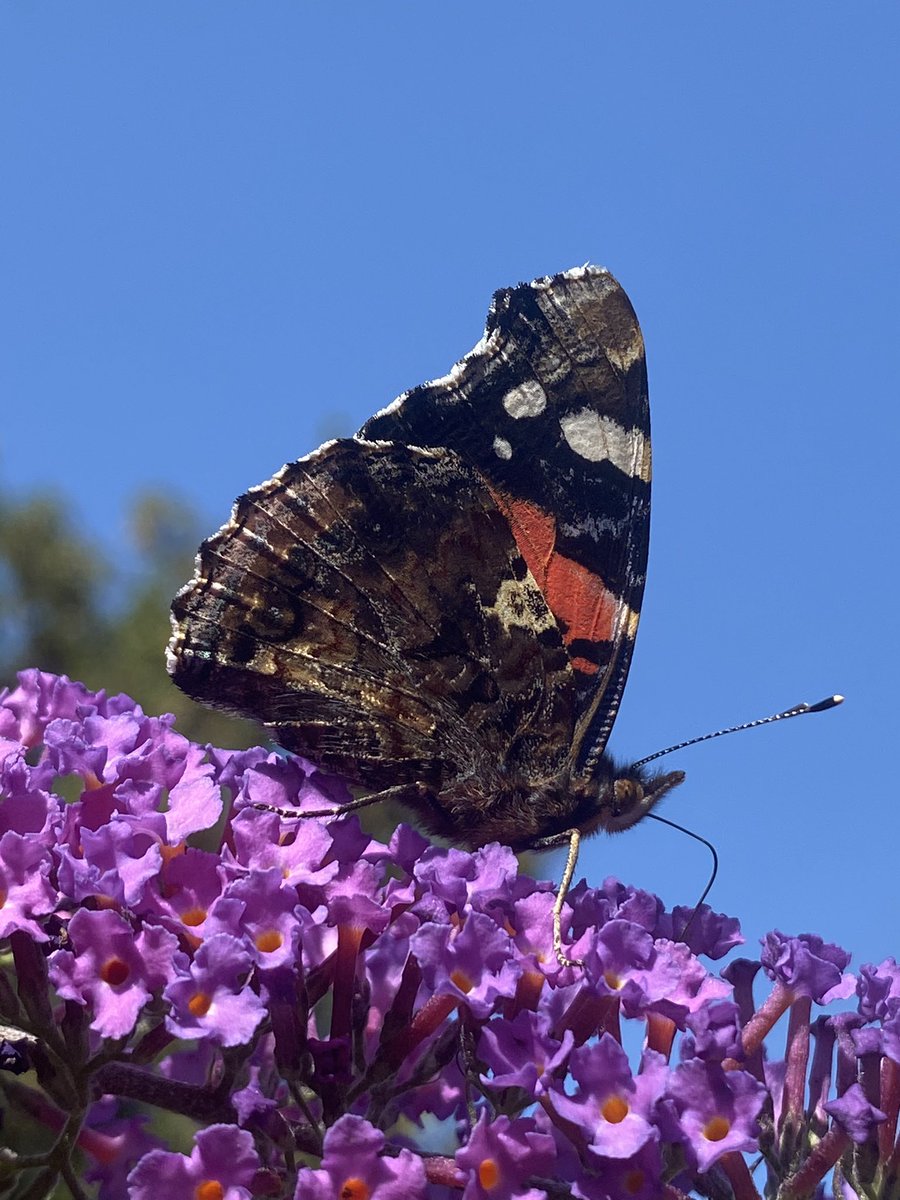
[572, 1141, 664, 1200]
[164, 933, 266, 1046]
[825, 1082, 887, 1144]
[236, 751, 351, 819]
[412, 910, 521, 1018]
[0, 742, 61, 840]
[455, 1110, 556, 1200]
[325, 858, 393, 935]
[0, 670, 96, 746]
[220, 866, 304, 968]
[0, 830, 57, 940]
[569, 876, 660, 935]
[414, 842, 519, 916]
[881, 1005, 900, 1064]
[128, 1124, 259, 1199]
[226, 804, 338, 889]
[141, 845, 228, 937]
[293, 1114, 427, 1199]
[581, 918, 655, 1001]
[665, 1058, 767, 1170]
[857, 957, 900, 1021]
[628, 937, 732, 1023]
[760, 931, 855, 1003]
[160, 742, 224, 842]
[548, 1034, 668, 1160]
[681, 1000, 744, 1063]
[582, 920, 730, 1024]
[656, 903, 744, 960]
[479, 1009, 574, 1097]
[504, 887, 576, 981]
[2, 670, 896, 1200]
[388, 822, 431, 873]
[50, 908, 182, 1039]
[82, 1097, 166, 1200]
[56, 815, 164, 908]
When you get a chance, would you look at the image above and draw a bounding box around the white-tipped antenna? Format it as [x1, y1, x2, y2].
[632, 695, 844, 769]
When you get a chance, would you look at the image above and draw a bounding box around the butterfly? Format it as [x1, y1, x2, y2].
[167, 266, 685, 955]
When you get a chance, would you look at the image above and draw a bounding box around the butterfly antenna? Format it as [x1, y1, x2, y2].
[647, 812, 718, 941]
[631, 694, 843, 769]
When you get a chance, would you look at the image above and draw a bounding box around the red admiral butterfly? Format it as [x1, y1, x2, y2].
[169, 266, 843, 958]
[168, 266, 686, 953]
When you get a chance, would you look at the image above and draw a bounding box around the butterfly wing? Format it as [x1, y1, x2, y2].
[360, 265, 651, 772]
[169, 438, 578, 806]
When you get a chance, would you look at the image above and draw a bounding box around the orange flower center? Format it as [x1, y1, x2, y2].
[160, 841, 185, 866]
[194, 1181, 224, 1200]
[601, 1095, 629, 1124]
[100, 958, 130, 987]
[450, 969, 474, 994]
[188, 991, 212, 1017]
[478, 1158, 500, 1188]
[255, 929, 284, 954]
[703, 1115, 731, 1142]
[340, 1179, 370, 1200]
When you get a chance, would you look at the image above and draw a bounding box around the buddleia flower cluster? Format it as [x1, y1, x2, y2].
[0, 670, 897, 1200]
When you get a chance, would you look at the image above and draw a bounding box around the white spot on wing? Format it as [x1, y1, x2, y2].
[559, 409, 641, 474]
[502, 380, 547, 418]
[493, 436, 513, 460]
[493, 577, 556, 631]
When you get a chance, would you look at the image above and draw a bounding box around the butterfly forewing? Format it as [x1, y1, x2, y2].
[169, 439, 577, 800]
[359, 266, 651, 770]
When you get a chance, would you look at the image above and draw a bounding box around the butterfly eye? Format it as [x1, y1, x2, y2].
[612, 778, 642, 814]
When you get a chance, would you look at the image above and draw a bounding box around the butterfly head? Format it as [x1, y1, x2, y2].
[577, 760, 686, 837]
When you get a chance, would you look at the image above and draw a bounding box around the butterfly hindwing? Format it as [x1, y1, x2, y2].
[169, 438, 578, 807]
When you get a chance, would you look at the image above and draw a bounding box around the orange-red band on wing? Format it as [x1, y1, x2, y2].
[488, 489, 617, 672]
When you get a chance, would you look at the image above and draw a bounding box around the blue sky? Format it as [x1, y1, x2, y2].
[2, 5, 897, 968]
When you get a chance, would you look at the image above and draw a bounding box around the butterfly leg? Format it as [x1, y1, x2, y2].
[250, 782, 431, 822]
[551, 829, 582, 969]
